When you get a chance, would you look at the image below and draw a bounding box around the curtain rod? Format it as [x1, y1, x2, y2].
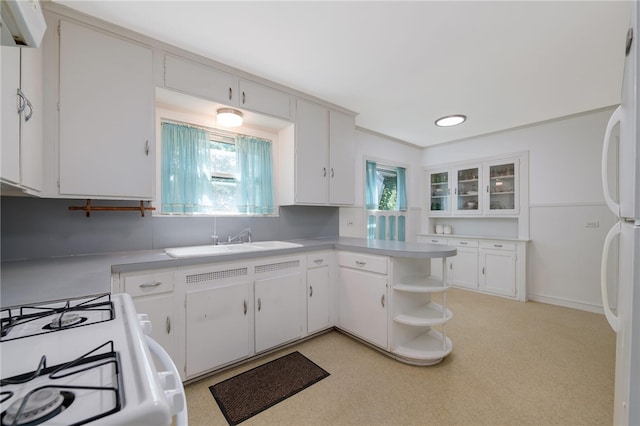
[160, 118, 271, 142]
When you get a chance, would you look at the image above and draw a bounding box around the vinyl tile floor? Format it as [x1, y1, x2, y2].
[184, 288, 616, 426]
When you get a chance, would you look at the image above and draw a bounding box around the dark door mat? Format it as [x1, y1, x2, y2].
[209, 351, 330, 425]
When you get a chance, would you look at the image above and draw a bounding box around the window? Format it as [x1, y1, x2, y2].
[366, 160, 407, 241]
[161, 122, 275, 215]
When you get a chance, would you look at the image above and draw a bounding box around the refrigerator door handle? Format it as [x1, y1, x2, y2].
[600, 221, 621, 332]
[601, 105, 623, 217]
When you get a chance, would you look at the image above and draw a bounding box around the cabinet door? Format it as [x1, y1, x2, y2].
[59, 20, 153, 198]
[446, 247, 478, 289]
[294, 99, 329, 204]
[480, 249, 517, 297]
[1, 46, 21, 185]
[255, 271, 304, 352]
[165, 54, 236, 105]
[238, 79, 291, 120]
[328, 109, 355, 205]
[453, 164, 482, 215]
[484, 159, 519, 215]
[338, 267, 388, 348]
[186, 282, 251, 378]
[427, 169, 451, 215]
[132, 294, 176, 364]
[20, 46, 43, 192]
[307, 263, 330, 334]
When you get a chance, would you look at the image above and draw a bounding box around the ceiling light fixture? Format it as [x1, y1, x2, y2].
[217, 108, 243, 127]
[435, 114, 466, 127]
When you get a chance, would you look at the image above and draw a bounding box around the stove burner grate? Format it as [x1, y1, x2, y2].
[0, 341, 122, 426]
[0, 294, 114, 342]
[1, 389, 74, 426]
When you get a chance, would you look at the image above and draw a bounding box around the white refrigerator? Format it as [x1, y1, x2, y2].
[601, 2, 640, 425]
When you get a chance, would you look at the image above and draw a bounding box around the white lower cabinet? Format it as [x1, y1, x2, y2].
[179, 262, 252, 379]
[115, 269, 179, 373]
[446, 239, 479, 290]
[418, 234, 526, 301]
[254, 259, 304, 353]
[338, 252, 388, 348]
[479, 241, 517, 297]
[306, 252, 332, 334]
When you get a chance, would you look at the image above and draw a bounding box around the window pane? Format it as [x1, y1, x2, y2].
[210, 141, 236, 175]
[211, 177, 236, 211]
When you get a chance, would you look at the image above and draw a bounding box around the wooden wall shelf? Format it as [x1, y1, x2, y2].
[68, 199, 155, 217]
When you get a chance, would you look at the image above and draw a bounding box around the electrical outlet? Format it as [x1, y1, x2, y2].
[584, 221, 600, 228]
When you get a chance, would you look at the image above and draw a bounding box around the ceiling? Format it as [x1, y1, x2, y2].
[52, 1, 631, 148]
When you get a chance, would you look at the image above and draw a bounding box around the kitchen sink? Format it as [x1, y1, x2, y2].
[164, 241, 303, 258]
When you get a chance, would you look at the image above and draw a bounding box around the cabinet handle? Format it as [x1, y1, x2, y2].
[381, 294, 385, 308]
[228, 87, 232, 100]
[16, 89, 26, 114]
[431, 239, 438, 243]
[242, 91, 246, 104]
[323, 167, 327, 177]
[313, 259, 323, 265]
[459, 242, 468, 245]
[482, 267, 485, 275]
[309, 286, 313, 297]
[243, 299, 247, 315]
[257, 298, 262, 312]
[139, 281, 161, 288]
[494, 244, 503, 248]
[331, 168, 335, 178]
[450, 263, 453, 270]
[145, 140, 150, 156]
[166, 316, 171, 334]
[454, 188, 457, 195]
[23, 98, 33, 122]
[355, 261, 366, 267]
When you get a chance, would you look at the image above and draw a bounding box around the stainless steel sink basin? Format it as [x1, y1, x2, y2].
[164, 241, 303, 258]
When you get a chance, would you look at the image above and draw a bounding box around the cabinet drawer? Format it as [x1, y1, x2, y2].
[124, 271, 175, 297]
[418, 236, 448, 245]
[307, 252, 330, 268]
[338, 252, 388, 274]
[480, 241, 516, 251]
[447, 239, 479, 248]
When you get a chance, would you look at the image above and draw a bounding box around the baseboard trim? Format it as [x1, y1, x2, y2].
[528, 293, 605, 314]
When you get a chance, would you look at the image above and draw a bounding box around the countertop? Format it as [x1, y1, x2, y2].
[0, 237, 456, 308]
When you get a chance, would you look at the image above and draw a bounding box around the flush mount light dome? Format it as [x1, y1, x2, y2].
[435, 114, 467, 127]
[217, 108, 243, 127]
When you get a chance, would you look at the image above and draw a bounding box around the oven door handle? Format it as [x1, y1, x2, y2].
[144, 335, 188, 426]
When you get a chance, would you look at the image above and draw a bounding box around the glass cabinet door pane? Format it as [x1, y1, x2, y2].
[430, 171, 449, 212]
[488, 163, 515, 211]
[457, 167, 479, 211]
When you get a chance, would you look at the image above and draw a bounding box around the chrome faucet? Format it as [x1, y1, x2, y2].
[227, 228, 252, 244]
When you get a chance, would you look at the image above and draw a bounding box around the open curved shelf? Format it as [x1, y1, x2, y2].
[394, 276, 448, 293]
[393, 302, 452, 326]
[392, 329, 452, 365]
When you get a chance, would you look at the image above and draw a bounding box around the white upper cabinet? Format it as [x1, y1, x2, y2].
[1, 46, 43, 193]
[237, 79, 292, 120]
[281, 99, 355, 206]
[483, 158, 519, 215]
[164, 54, 236, 105]
[425, 155, 522, 218]
[164, 54, 292, 120]
[328, 109, 355, 205]
[58, 20, 154, 199]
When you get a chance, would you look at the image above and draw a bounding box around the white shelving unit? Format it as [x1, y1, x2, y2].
[390, 258, 453, 365]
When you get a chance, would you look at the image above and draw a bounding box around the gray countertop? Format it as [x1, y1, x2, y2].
[0, 237, 456, 308]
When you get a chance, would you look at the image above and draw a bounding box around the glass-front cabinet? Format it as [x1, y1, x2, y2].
[453, 164, 482, 215]
[484, 159, 519, 215]
[425, 157, 520, 217]
[427, 169, 450, 216]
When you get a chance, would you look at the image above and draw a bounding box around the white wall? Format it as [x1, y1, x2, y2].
[340, 128, 423, 240]
[422, 107, 618, 311]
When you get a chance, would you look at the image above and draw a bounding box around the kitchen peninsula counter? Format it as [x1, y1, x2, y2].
[0, 237, 455, 308]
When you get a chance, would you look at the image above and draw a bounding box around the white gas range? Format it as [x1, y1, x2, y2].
[0, 293, 186, 425]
